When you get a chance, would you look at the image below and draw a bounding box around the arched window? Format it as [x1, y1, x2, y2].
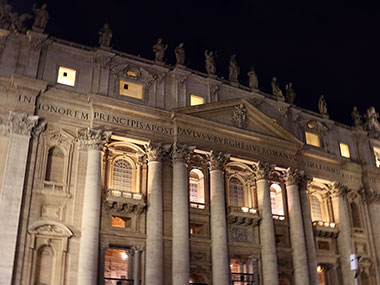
[351, 202, 362, 228]
[113, 159, 133, 191]
[310, 196, 323, 222]
[229, 177, 244, 207]
[189, 169, 205, 207]
[45, 146, 65, 183]
[270, 184, 284, 215]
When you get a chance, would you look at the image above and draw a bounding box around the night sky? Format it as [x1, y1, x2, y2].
[9, 0, 380, 126]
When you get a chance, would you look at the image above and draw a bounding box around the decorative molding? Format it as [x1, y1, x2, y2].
[77, 128, 111, 151]
[207, 150, 230, 171]
[253, 161, 272, 180]
[359, 188, 380, 204]
[231, 227, 250, 242]
[232, 104, 248, 129]
[329, 182, 350, 198]
[171, 142, 195, 162]
[145, 141, 168, 162]
[283, 167, 303, 186]
[1, 111, 39, 136]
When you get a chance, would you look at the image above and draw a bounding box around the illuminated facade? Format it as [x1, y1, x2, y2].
[1, 16, 380, 285]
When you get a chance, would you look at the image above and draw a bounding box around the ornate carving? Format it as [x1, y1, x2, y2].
[32, 3, 49, 32]
[232, 104, 248, 129]
[207, 150, 230, 171]
[283, 167, 302, 186]
[209, 84, 219, 101]
[228, 54, 239, 83]
[329, 182, 350, 198]
[231, 227, 249, 242]
[318, 95, 328, 117]
[175, 42, 185, 65]
[77, 128, 111, 151]
[253, 162, 272, 180]
[285, 82, 296, 104]
[205, 50, 216, 75]
[32, 121, 46, 138]
[132, 245, 145, 252]
[0, 1, 31, 33]
[306, 119, 329, 132]
[359, 188, 380, 204]
[98, 23, 112, 48]
[191, 251, 207, 261]
[5, 111, 39, 136]
[145, 142, 167, 162]
[271, 76, 284, 100]
[171, 142, 195, 162]
[175, 74, 188, 86]
[364, 106, 380, 138]
[153, 38, 167, 62]
[247, 67, 258, 90]
[352, 106, 362, 127]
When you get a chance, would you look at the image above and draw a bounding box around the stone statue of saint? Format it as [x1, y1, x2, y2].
[175, 42, 185, 65]
[285, 82, 296, 104]
[271, 76, 284, 99]
[229, 54, 239, 82]
[351, 106, 362, 127]
[205, 50, 216, 75]
[318, 95, 328, 116]
[153, 38, 167, 62]
[98, 23, 112, 47]
[247, 67, 258, 90]
[364, 106, 380, 137]
[32, 3, 49, 32]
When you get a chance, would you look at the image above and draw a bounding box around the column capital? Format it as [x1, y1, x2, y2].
[77, 128, 112, 151]
[99, 242, 109, 250]
[359, 188, 380, 204]
[207, 150, 230, 171]
[171, 142, 195, 162]
[132, 245, 145, 252]
[1, 111, 39, 136]
[283, 167, 303, 186]
[329, 182, 350, 198]
[253, 161, 273, 180]
[145, 141, 168, 162]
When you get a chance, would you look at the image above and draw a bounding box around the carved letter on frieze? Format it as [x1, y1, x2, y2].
[171, 142, 195, 162]
[253, 161, 272, 180]
[145, 141, 168, 162]
[207, 150, 230, 171]
[77, 128, 112, 151]
[283, 167, 303, 186]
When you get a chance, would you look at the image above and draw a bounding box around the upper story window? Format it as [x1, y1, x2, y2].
[189, 169, 205, 208]
[190, 94, 205, 106]
[310, 195, 323, 221]
[305, 131, 320, 147]
[112, 159, 133, 191]
[350, 202, 362, 228]
[339, 143, 350, 158]
[270, 184, 284, 215]
[373, 146, 380, 168]
[45, 146, 65, 183]
[119, 80, 143, 100]
[229, 177, 244, 207]
[57, 66, 76, 86]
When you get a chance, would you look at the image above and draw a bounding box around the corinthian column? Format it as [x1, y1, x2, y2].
[77, 128, 111, 285]
[299, 177, 319, 285]
[330, 183, 352, 285]
[207, 151, 230, 285]
[171, 143, 194, 285]
[0, 111, 39, 285]
[253, 162, 279, 285]
[145, 142, 166, 285]
[284, 168, 309, 285]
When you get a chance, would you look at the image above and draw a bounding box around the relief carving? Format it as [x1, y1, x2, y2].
[207, 150, 230, 171]
[171, 142, 195, 162]
[145, 141, 168, 162]
[253, 161, 272, 180]
[283, 167, 303, 186]
[232, 104, 248, 129]
[231, 227, 250, 242]
[329, 182, 350, 198]
[7, 111, 39, 136]
[77, 128, 112, 151]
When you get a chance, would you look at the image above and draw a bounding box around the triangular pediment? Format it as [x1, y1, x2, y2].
[173, 98, 303, 146]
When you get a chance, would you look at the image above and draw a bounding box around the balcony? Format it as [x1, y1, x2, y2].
[104, 189, 146, 214]
[190, 201, 206, 210]
[227, 206, 260, 226]
[312, 221, 339, 238]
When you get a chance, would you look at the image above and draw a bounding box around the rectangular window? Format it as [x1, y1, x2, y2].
[305, 132, 320, 147]
[339, 143, 350, 158]
[374, 146, 380, 168]
[111, 216, 131, 228]
[57, 66, 76, 86]
[119, 80, 143, 99]
[190, 94, 205, 106]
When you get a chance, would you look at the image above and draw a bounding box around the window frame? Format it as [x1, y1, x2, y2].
[227, 176, 245, 207]
[56, 65, 77, 87]
[110, 156, 136, 192]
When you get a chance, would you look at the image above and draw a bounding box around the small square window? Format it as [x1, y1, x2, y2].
[339, 143, 350, 158]
[305, 132, 320, 147]
[373, 146, 380, 168]
[57, 66, 76, 86]
[190, 94, 205, 106]
[119, 80, 143, 99]
[111, 216, 131, 228]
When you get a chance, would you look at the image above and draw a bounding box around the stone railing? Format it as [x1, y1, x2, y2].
[104, 189, 146, 214]
[312, 220, 339, 238]
[227, 206, 260, 226]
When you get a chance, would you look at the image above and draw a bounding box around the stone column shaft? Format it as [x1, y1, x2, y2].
[171, 143, 192, 285]
[208, 151, 230, 285]
[0, 112, 38, 285]
[254, 162, 279, 285]
[145, 143, 165, 285]
[77, 129, 111, 285]
[285, 169, 309, 284]
[133, 246, 144, 285]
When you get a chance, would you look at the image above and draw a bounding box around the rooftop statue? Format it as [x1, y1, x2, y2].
[205, 49, 216, 75]
[32, 3, 49, 32]
[351, 106, 362, 127]
[364, 106, 380, 137]
[98, 23, 112, 47]
[153, 38, 167, 62]
[247, 67, 258, 90]
[0, 0, 30, 33]
[271, 76, 284, 99]
[175, 42, 185, 65]
[228, 54, 239, 82]
[285, 82, 296, 104]
[318, 95, 328, 116]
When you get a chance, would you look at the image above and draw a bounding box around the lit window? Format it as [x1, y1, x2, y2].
[126, 70, 137, 78]
[190, 94, 205, 106]
[113, 159, 132, 191]
[310, 196, 323, 222]
[374, 146, 380, 168]
[57, 66, 76, 86]
[104, 248, 131, 281]
[339, 143, 350, 158]
[305, 132, 320, 147]
[270, 184, 284, 215]
[119, 80, 143, 99]
[112, 216, 126, 228]
[229, 177, 244, 207]
[189, 169, 205, 208]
